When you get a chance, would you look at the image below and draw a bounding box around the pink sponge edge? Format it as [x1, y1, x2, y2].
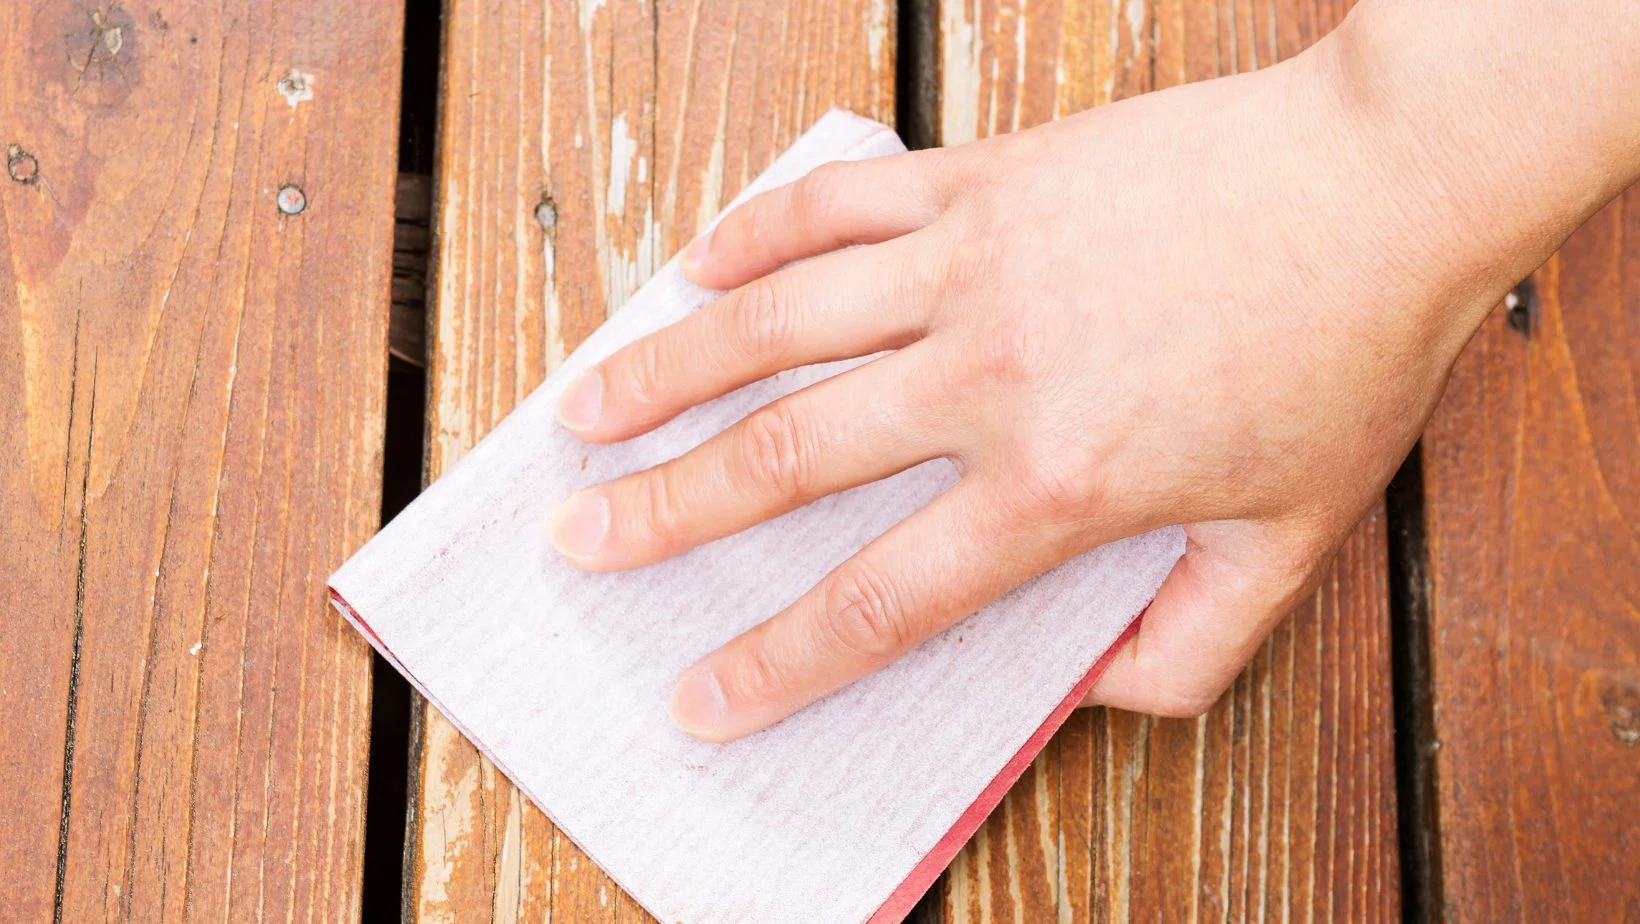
[337, 583, 1142, 924]
[866, 616, 1142, 923]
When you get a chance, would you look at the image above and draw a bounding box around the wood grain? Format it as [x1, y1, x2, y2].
[412, 1, 892, 919]
[0, 2, 403, 922]
[933, 0, 1399, 919]
[1421, 189, 1640, 921]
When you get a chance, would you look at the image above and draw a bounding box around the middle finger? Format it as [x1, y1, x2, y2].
[550, 344, 959, 571]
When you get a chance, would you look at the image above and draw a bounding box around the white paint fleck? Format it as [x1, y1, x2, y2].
[579, 0, 607, 33]
[189, 641, 202, 656]
[1125, 0, 1146, 60]
[606, 114, 639, 217]
[278, 69, 315, 109]
[604, 204, 660, 316]
[636, 156, 648, 184]
[941, 0, 982, 144]
[695, 134, 727, 233]
[415, 716, 482, 915]
[867, 0, 888, 61]
[1013, 0, 1029, 132]
[492, 791, 526, 924]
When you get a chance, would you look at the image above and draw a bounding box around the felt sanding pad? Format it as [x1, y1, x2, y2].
[330, 110, 1184, 924]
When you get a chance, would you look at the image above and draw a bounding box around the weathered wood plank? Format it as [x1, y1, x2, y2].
[0, 2, 403, 921]
[412, 0, 893, 918]
[1421, 189, 1640, 921]
[932, 1, 1399, 919]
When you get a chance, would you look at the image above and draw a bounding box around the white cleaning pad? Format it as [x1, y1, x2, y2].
[331, 110, 1184, 924]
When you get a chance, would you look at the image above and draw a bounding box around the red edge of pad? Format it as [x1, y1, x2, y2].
[330, 588, 384, 647]
[333, 583, 1144, 924]
[866, 615, 1144, 924]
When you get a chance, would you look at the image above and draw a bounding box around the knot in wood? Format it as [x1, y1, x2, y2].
[6, 144, 39, 185]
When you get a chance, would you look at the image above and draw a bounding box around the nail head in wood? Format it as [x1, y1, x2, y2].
[277, 184, 308, 215]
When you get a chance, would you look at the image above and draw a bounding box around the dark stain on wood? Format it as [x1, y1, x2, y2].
[6, 144, 40, 184]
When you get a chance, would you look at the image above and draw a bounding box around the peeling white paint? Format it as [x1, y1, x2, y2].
[941, 0, 982, 145]
[696, 134, 727, 234]
[416, 716, 481, 915]
[579, 0, 606, 33]
[1013, 0, 1029, 132]
[604, 204, 660, 316]
[867, 0, 888, 62]
[492, 790, 526, 924]
[278, 69, 315, 109]
[606, 114, 639, 217]
[1125, 0, 1146, 62]
[540, 18, 565, 371]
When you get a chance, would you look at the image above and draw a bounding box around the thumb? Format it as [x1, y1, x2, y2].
[1084, 519, 1328, 717]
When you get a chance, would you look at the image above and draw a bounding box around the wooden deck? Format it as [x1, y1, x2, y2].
[1, 1, 1633, 921]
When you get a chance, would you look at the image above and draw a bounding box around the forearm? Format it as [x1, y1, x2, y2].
[1299, 0, 1639, 345]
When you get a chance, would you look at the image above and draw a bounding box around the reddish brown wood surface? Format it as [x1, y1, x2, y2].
[1421, 189, 1640, 921]
[932, 1, 1399, 920]
[938, 519, 1396, 922]
[411, 1, 893, 919]
[0, 2, 403, 922]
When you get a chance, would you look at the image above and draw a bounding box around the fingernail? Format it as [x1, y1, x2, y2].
[670, 668, 729, 737]
[550, 491, 610, 559]
[679, 230, 712, 275]
[557, 370, 603, 432]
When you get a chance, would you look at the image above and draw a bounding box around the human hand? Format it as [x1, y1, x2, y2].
[547, 8, 1627, 742]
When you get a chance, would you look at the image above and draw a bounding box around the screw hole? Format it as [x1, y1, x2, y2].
[535, 192, 558, 231]
[6, 144, 39, 185]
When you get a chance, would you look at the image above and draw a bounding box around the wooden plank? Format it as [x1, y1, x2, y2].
[1420, 189, 1640, 920]
[0, 3, 403, 922]
[930, 1, 1400, 919]
[411, 0, 893, 918]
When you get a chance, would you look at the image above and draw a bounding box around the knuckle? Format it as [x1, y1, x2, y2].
[629, 467, 686, 551]
[820, 561, 910, 662]
[791, 162, 848, 228]
[932, 220, 1011, 302]
[739, 640, 798, 706]
[621, 337, 669, 409]
[967, 308, 1052, 387]
[740, 402, 815, 498]
[1145, 679, 1225, 719]
[725, 278, 800, 360]
[1010, 453, 1104, 524]
[974, 323, 1036, 385]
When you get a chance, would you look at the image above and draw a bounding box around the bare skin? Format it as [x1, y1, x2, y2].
[549, 0, 1640, 742]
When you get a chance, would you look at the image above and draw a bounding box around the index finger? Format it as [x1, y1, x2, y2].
[681, 150, 957, 291]
[558, 237, 937, 443]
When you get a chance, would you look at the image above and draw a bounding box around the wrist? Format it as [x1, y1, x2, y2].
[1279, 9, 1548, 357]
[1295, 0, 1640, 344]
